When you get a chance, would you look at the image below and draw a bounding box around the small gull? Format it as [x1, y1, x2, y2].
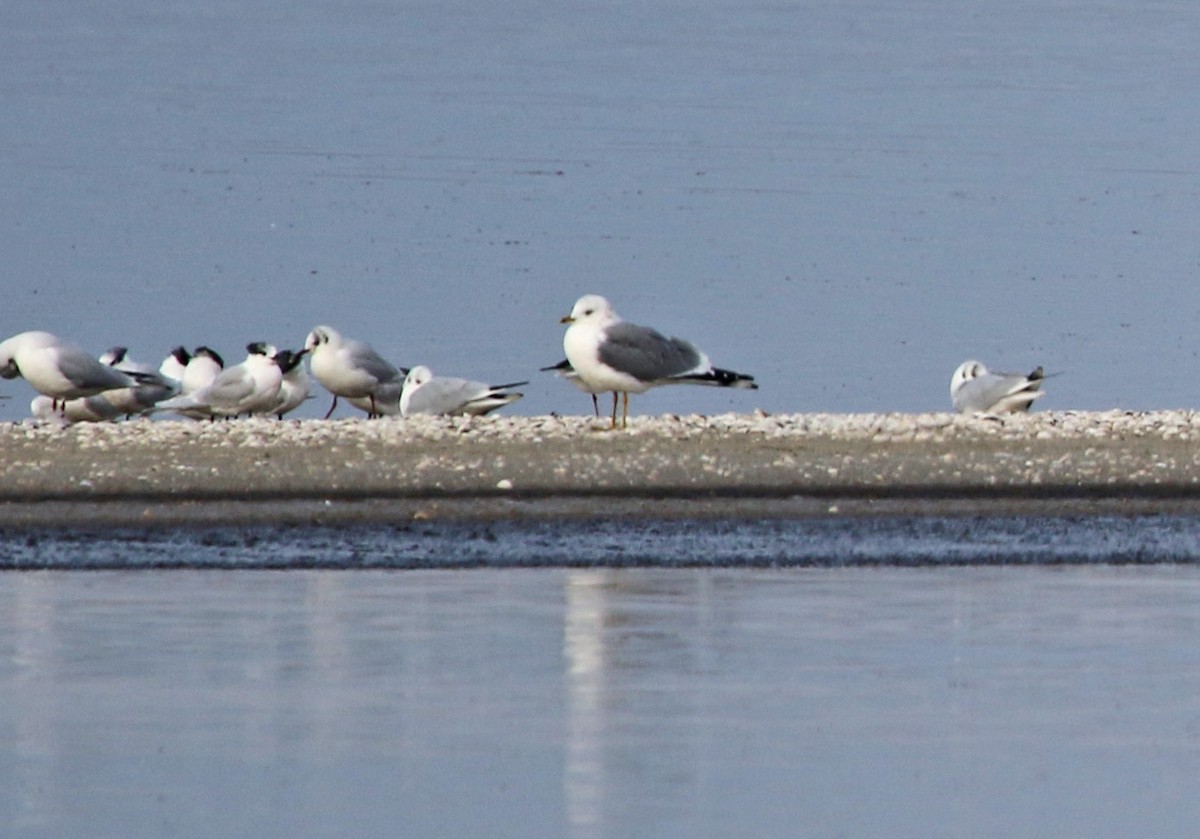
[303, 325, 407, 418]
[950, 360, 1046, 414]
[400, 365, 527, 417]
[560, 294, 757, 428]
[0, 331, 152, 410]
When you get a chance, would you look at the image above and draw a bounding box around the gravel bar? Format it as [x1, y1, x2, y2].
[3, 409, 1200, 526]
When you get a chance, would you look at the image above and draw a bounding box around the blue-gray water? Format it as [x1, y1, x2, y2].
[7, 1, 1200, 833]
[4, 0, 1200, 421]
[5, 517, 1200, 837]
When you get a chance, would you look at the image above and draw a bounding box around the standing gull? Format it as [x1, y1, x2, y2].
[0, 331, 152, 410]
[303, 325, 407, 418]
[400, 365, 527, 417]
[560, 294, 757, 428]
[950, 360, 1046, 414]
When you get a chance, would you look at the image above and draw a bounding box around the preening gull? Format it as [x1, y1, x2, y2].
[400, 365, 526, 417]
[560, 294, 757, 428]
[303, 325, 406, 418]
[0, 331, 151, 409]
[951, 360, 1046, 414]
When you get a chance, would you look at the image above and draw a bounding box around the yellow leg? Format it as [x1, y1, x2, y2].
[621, 392, 629, 429]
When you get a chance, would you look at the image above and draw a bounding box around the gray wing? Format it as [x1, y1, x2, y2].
[206, 366, 256, 407]
[57, 347, 134, 389]
[406, 377, 482, 415]
[598, 323, 703, 383]
[346, 340, 402, 385]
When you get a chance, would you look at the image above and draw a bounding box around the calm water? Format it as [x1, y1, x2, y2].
[6, 1, 1200, 833]
[4, 0, 1200, 420]
[3, 517, 1200, 837]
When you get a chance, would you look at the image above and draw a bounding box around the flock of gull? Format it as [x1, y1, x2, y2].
[0, 294, 1046, 428]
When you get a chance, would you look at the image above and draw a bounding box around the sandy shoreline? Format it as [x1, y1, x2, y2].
[3, 410, 1200, 526]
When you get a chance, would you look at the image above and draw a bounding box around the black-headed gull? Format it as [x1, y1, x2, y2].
[400, 365, 526, 417]
[950, 360, 1046, 414]
[303, 325, 406, 419]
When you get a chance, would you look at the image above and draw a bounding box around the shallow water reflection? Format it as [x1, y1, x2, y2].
[4, 565, 1200, 838]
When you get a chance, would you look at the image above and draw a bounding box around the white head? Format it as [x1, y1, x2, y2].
[561, 294, 617, 326]
[0, 331, 58, 378]
[403, 365, 433, 390]
[399, 365, 434, 415]
[950, 360, 988, 398]
[304, 326, 341, 353]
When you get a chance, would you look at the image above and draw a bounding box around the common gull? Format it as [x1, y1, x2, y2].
[560, 294, 757, 428]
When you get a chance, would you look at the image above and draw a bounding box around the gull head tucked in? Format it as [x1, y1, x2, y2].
[400, 365, 527, 417]
[950, 360, 1046, 414]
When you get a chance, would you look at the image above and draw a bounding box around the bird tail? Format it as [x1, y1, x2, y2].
[675, 367, 758, 389]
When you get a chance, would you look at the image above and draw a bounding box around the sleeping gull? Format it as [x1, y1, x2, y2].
[560, 294, 757, 428]
[303, 325, 407, 418]
[950, 360, 1046, 414]
[0, 331, 153, 410]
[400, 365, 527, 417]
[540, 358, 600, 417]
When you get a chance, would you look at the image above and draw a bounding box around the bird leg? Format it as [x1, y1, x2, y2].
[621, 392, 629, 429]
[322, 395, 339, 420]
[609, 392, 619, 429]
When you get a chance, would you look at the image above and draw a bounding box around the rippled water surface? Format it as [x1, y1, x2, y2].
[4, 518, 1200, 837]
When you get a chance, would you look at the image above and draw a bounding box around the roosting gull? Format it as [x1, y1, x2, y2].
[950, 360, 1046, 414]
[400, 365, 526, 417]
[560, 294, 757, 428]
[155, 346, 283, 419]
[0, 330, 154, 410]
[303, 325, 407, 418]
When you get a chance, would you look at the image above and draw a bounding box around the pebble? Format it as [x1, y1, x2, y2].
[3, 410, 1200, 448]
